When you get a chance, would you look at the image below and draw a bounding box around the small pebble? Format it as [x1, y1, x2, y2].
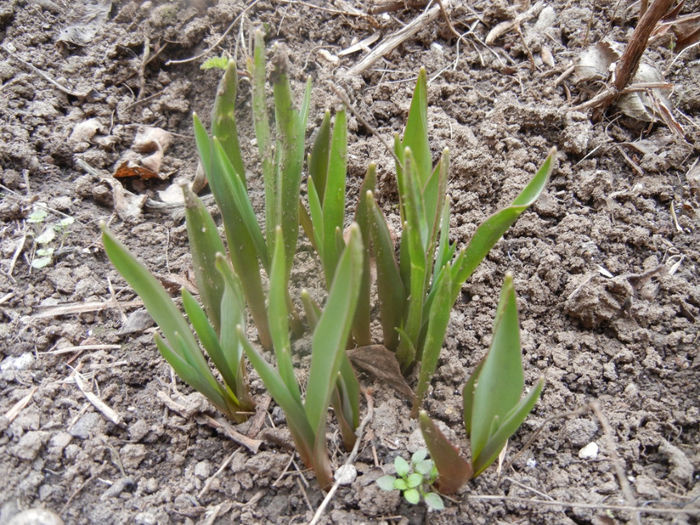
[194, 460, 211, 479]
[578, 442, 599, 459]
[7, 508, 63, 525]
[334, 465, 357, 485]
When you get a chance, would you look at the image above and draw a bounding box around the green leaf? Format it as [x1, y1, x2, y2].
[394, 478, 408, 491]
[415, 459, 434, 476]
[248, 30, 275, 250]
[300, 289, 321, 329]
[462, 359, 485, 435]
[407, 473, 423, 488]
[412, 269, 452, 416]
[376, 475, 397, 491]
[394, 455, 410, 477]
[307, 175, 324, 257]
[424, 492, 445, 511]
[366, 191, 405, 350]
[239, 328, 315, 465]
[304, 224, 363, 438]
[422, 149, 448, 261]
[28, 206, 48, 223]
[180, 288, 237, 392]
[470, 273, 523, 464]
[430, 155, 451, 283]
[403, 488, 420, 504]
[211, 60, 245, 181]
[411, 448, 427, 464]
[272, 47, 305, 271]
[153, 333, 227, 413]
[58, 217, 75, 229]
[396, 150, 428, 369]
[194, 117, 271, 349]
[419, 411, 472, 494]
[101, 226, 203, 371]
[268, 226, 302, 404]
[214, 255, 247, 386]
[35, 226, 56, 245]
[320, 109, 347, 283]
[309, 111, 331, 201]
[450, 149, 555, 299]
[351, 163, 377, 347]
[183, 184, 225, 332]
[212, 137, 269, 270]
[31, 255, 53, 269]
[335, 353, 360, 448]
[472, 378, 543, 477]
[401, 68, 431, 189]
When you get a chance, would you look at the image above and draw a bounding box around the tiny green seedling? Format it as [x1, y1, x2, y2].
[200, 55, 230, 71]
[28, 203, 74, 269]
[376, 449, 445, 511]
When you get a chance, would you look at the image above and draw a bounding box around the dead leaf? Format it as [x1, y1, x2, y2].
[113, 161, 159, 180]
[57, 0, 112, 47]
[575, 41, 622, 81]
[114, 126, 173, 180]
[133, 126, 172, 154]
[348, 345, 414, 399]
[69, 118, 103, 143]
[157, 180, 187, 205]
[140, 149, 164, 175]
[99, 176, 146, 221]
[575, 41, 684, 136]
[651, 11, 700, 52]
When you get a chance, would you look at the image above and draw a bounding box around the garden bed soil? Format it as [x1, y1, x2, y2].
[0, 1, 698, 524]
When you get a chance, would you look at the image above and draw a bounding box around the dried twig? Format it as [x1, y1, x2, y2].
[308, 391, 375, 525]
[485, 2, 544, 46]
[198, 447, 241, 498]
[467, 495, 698, 516]
[369, 0, 429, 14]
[137, 37, 150, 101]
[329, 84, 400, 166]
[4, 387, 38, 422]
[348, 0, 451, 76]
[591, 401, 641, 525]
[199, 415, 263, 454]
[614, 0, 675, 92]
[279, 0, 377, 22]
[1, 45, 91, 98]
[165, 0, 262, 66]
[73, 369, 123, 426]
[43, 344, 122, 356]
[578, 0, 676, 115]
[31, 299, 143, 319]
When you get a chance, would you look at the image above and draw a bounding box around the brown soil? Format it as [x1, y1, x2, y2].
[1, 1, 698, 524]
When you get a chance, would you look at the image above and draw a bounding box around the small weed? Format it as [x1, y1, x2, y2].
[28, 203, 74, 269]
[376, 449, 444, 511]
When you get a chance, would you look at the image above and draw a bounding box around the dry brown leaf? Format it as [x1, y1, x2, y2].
[69, 118, 103, 143]
[99, 176, 146, 221]
[347, 345, 414, 399]
[133, 126, 172, 154]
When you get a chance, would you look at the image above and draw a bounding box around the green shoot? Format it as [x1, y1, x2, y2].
[240, 225, 364, 490]
[304, 113, 376, 345]
[419, 273, 543, 491]
[101, 222, 254, 423]
[361, 68, 554, 415]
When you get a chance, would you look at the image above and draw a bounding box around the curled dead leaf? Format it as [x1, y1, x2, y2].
[133, 126, 172, 154]
[347, 345, 414, 399]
